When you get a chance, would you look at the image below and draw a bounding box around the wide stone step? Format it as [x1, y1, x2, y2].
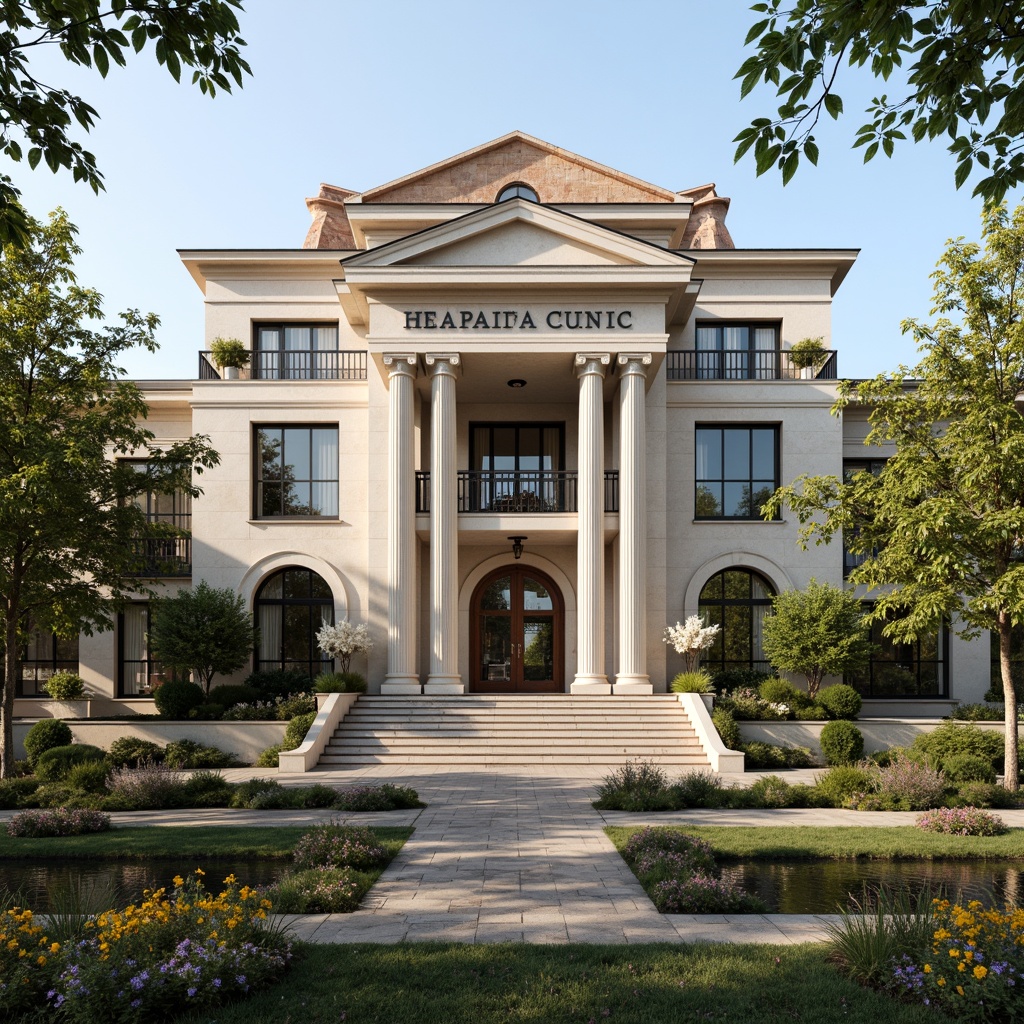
[334, 727, 697, 738]
[317, 753, 710, 765]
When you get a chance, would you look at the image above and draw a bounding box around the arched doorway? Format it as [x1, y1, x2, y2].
[469, 566, 564, 693]
[254, 566, 334, 679]
[697, 567, 775, 676]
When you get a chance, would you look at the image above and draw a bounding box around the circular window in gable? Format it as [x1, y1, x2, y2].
[496, 182, 539, 203]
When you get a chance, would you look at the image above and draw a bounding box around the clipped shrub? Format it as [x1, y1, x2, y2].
[748, 774, 792, 808]
[817, 683, 863, 720]
[180, 769, 234, 807]
[758, 677, 803, 705]
[42, 670, 85, 700]
[283, 711, 317, 748]
[6, 807, 110, 838]
[188, 702, 224, 720]
[943, 752, 997, 786]
[668, 769, 724, 809]
[740, 741, 814, 770]
[916, 806, 1008, 836]
[795, 703, 828, 720]
[815, 765, 874, 807]
[256, 743, 284, 768]
[948, 703, 1004, 721]
[710, 667, 773, 691]
[670, 670, 715, 694]
[23, 718, 73, 767]
[106, 736, 165, 768]
[333, 783, 422, 812]
[230, 778, 289, 809]
[206, 683, 259, 709]
[955, 781, 1020, 809]
[153, 678, 205, 719]
[910, 722, 1004, 773]
[35, 743, 106, 782]
[820, 720, 864, 766]
[244, 668, 313, 700]
[711, 707, 741, 749]
[293, 823, 386, 870]
[274, 693, 317, 720]
[65, 760, 112, 794]
[0, 777, 40, 809]
[163, 738, 239, 769]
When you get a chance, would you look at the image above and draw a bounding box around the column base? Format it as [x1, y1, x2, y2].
[424, 676, 465, 694]
[570, 676, 611, 694]
[612, 675, 652, 695]
[380, 677, 422, 695]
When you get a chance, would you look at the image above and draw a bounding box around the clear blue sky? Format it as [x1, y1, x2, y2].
[7, 0, 1017, 380]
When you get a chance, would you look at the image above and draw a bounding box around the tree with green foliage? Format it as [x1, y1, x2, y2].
[735, 1, 1024, 203]
[148, 580, 254, 694]
[761, 579, 872, 698]
[0, 210, 218, 776]
[765, 204, 1024, 791]
[0, 1, 250, 247]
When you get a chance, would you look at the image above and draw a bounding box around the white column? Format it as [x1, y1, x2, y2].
[424, 353, 463, 694]
[614, 354, 653, 694]
[572, 352, 611, 693]
[381, 354, 421, 694]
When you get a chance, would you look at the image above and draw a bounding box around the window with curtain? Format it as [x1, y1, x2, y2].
[695, 323, 779, 380]
[254, 567, 334, 679]
[695, 425, 779, 519]
[255, 426, 339, 518]
[19, 624, 79, 697]
[698, 569, 776, 676]
[118, 604, 170, 697]
[123, 460, 192, 575]
[847, 607, 948, 698]
[255, 323, 340, 380]
[842, 458, 887, 577]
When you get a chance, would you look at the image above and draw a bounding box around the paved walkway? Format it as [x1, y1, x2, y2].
[8, 765, 1024, 945]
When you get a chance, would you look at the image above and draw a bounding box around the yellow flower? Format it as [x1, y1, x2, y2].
[937, 978, 946, 988]
[173, 875, 184, 887]
[949, 949, 960, 958]
[923, 965, 932, 974]
[195, 868, 205, 876]
[974, 966, 988, 980]
[956, 985, 965, 996]
[49, 942, 59, 954]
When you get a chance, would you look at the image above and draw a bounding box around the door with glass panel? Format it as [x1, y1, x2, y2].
[470, 567, 563, 692]
[469, 423, 564, 512]
[695, 324, 778, 379]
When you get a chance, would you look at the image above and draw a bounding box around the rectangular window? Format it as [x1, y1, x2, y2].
[118, 604, 170, 697]
[846, 608, 948, 698]
[989, 627, 1024, 699]
[19, 626, 79, 697]
[255, 323, 340, 380]
[125, 461, 192, 576]
[842, 458, 886, 577]
[695, 322, 779, 380]
[695, 425, 779, 519]
[255, 426, 339, 518]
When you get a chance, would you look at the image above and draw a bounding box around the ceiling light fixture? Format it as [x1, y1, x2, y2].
[507, 379, 527, 388]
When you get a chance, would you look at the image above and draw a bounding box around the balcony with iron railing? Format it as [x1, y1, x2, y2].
[667, 349, 838, 381]
[129, 527, 192, 577]
[415, 470, 620, 514]
[198, 349, 368, 381]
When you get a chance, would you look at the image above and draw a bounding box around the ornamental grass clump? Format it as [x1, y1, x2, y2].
[6, 807, 110, 838]
[594, 759, 673, 811]
[889, 898, 1024, 1022]
[104, 759, 187, 810]
[916, 806, 1008, 836]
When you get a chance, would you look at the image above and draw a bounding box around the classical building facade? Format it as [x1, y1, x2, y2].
[16, 133, 994, 716]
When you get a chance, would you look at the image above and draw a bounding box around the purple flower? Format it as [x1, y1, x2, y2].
[187, 987, 198, 997]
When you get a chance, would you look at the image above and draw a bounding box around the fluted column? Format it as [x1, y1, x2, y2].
[614, 354, 653, 694]
[572, 352, 611, 693]
[381, 354, 420, 694]
[424, 354, 463, 694]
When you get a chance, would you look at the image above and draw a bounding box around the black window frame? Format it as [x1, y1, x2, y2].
[496, 182, 539, 203]
[118, 602, 171, 698]
[846, 605, 949, 699]
[695, 424, 781, 520]
[252, 322, 341, 381]
[694, 321, 781, 380]
[253, 567, 335, 679]
[253, 424, 340, 520]
[18, 624, 79, 697]
[697, 568, 776, 676]
[842, 458, 886, 578]
[122, 458, 193, 576]
[989, 626, 1024, 698]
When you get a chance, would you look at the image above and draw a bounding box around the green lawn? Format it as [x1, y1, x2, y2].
[174, 943, 939, 1024]
[605, 824, 1024, 861]
[0, 824, 413, 860]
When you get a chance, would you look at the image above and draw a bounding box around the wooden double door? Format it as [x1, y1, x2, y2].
[469, 566, 564, 693]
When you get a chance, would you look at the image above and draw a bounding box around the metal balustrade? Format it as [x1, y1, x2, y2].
[198, 350, 368, 381]
[415, 470, 620, 513]
[667, 349, 838, 381]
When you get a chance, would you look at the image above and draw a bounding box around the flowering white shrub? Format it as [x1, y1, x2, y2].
[663, 615, 720, 672]
[316, 621, 373, 674]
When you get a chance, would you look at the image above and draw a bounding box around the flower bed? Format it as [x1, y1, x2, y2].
[916, 807, 1008, 837]
[6, 808, 110, 838]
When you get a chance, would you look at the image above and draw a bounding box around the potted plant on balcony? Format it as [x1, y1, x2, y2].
[209, 336, 250, 380]
[789, 336, 827, 378]
[42, 670, 91, 719]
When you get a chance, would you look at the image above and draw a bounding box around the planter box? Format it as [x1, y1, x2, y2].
[41, 700, 91, 719]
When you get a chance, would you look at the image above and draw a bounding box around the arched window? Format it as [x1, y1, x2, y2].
[496, 182, 539, 203]
[254, 567, 334, 679]
[697, 568, 775, 676]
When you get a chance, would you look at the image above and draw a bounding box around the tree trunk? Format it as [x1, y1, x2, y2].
[1, 614, 18, 778]
[998, 612, 1019, 792]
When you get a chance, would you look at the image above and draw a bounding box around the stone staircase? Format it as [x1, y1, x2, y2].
[316, 693, 711, 767]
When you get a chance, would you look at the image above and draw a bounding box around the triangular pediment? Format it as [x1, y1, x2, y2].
[355, 131, 679, 205]
[341, 199, 692, 271]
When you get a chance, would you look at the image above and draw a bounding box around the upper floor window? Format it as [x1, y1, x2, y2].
[255, 426, 339, 518]
[695, 425, 780, 519]
[255, 324, 339, 380]
[123, 461, 192, 577]
[842, 458, 886, 577]
[496, 183, 539, 203]
[695, 322, 779, 380]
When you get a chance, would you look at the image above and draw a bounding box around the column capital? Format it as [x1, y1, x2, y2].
[616, 352, 653, 377]
[382, 353, 418, 379]
[574, 352, 612, 378]
[424, 353, 462, 378]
